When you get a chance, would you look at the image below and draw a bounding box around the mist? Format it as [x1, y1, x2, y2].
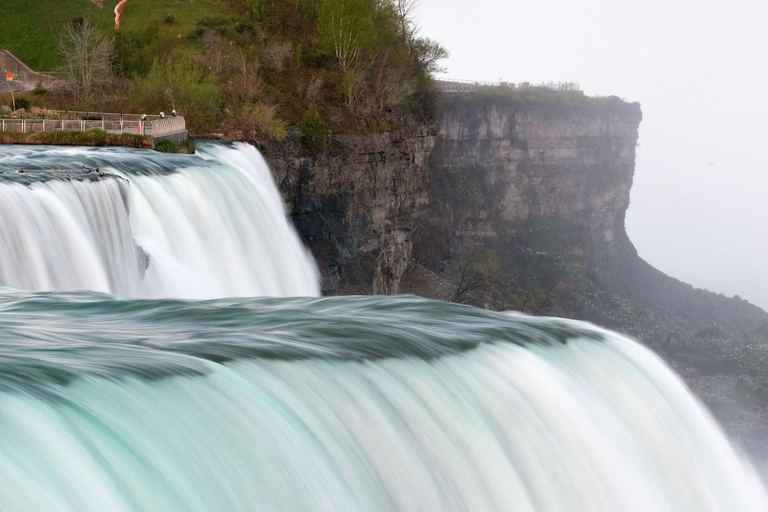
[416, 0, 768, 311]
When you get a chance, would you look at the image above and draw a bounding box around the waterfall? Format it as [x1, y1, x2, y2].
[0, 143, 765, 511]
[0, 143, 319, 298]
[0, 292, 763, 512]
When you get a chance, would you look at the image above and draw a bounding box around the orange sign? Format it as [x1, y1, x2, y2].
[5, 74, 13, 81]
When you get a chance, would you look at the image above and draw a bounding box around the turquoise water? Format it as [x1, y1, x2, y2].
[0, 144, 765, 511]
[0, 290, 764, 512]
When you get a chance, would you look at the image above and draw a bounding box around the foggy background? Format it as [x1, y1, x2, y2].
[416, 0, 768, 311]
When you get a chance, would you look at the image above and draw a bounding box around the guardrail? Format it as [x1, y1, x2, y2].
[0, 116, 186, 137]
[435, 79, 581, 94]
[43, 111, 164, 122]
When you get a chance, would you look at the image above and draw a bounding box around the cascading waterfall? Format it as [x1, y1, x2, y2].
[0, 292, 764, 512]
[0, 143, 764, 511]
[0, 143, 319, 298]
[0, 176, 145, 296]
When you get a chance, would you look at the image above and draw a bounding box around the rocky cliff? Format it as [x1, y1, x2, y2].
[403, 90, 768, 465]
[403, 91, 767, 340]
[265, 127, 436, 295]
[267, 88, 768, 470]
[426, 92, 641, 271]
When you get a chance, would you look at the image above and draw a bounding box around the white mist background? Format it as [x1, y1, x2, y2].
[417, 0, 768, 311]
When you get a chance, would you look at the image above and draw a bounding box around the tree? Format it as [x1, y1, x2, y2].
[129, 59, 222, 133]
[451, 247, 506, 309]
[317, 0, 376, 72]
[451, 250, 485, 305]
[57, 17, 113, 102]
[394, 0, 419, 44]
[410, 36, 449, 75]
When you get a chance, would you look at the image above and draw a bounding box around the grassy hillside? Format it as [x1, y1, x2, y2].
[0, 0, 444, 143]
[0, 0, 231, 71]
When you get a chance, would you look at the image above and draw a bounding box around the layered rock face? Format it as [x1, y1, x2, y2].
[415, 93, 767, 333]
[265, 128, 435, 294]
[406, 94, 646, 316]
[427, 94, 642, 274]
[412, 92, 768, 465]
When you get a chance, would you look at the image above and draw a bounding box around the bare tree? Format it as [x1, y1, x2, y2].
[57, 17, 113, 102]
[515, 286, 556, 316]
[451, 249, 491, 306]
[394, 0, 419, 44]
[451, 251, 484, 305]
[532, 292, 555, 316]
[225, 49, 262, 103]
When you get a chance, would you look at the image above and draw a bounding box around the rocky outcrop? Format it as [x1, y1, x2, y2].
[267, 89, 768, 471]
[264, 127, 436, 295]
[409, 91, 768, 339]
[426, 93, 641, 271]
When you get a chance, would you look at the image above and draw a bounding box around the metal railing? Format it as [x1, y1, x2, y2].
[435, 79, 581, 93]
[0, 115, 185, 137]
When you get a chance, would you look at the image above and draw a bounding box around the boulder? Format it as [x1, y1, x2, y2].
[0, 106, 11, 114]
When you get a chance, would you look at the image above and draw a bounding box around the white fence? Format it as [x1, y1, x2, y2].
[0, 114, 186, 137]
[436, 79, 581, 94]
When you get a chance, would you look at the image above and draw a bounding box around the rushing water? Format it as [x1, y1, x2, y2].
[0, 143, 319, 298]
[0, 143, 764, 511]
[0, 291, 764, 512]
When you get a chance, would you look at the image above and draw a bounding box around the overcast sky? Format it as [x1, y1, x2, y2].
[416, 0, 768, 311]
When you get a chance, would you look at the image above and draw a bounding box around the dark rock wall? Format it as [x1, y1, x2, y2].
[264, 127, 435, 295]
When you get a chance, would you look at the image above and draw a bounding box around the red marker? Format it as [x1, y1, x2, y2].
[114, 0, 129, 29]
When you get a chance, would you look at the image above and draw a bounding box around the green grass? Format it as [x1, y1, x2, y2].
[0, 0, 229, 71]
[0, 129, 151, 147]
[155, 138, 196, 153]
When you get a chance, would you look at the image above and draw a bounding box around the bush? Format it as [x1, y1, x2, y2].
[14, 98, 31, 111]
[155, 139, 196, 154]
[299, 104, 327, 155]
[129, 59, 222, 134]
[32, 83, 49, 96]
[223, 102, 288, 143]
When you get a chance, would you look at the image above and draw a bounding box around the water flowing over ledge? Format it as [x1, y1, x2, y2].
[0, 142, 319, 298]
[0, 143, 765, 511]
[0, 291, 764, 512]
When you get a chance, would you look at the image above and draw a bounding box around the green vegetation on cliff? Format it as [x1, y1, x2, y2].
[0, 0, 446, 143]
[0, 130, 150, 148]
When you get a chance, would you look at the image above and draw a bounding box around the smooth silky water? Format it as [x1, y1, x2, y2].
[0, 143, 318, 298]
[0, 143, 765, 511]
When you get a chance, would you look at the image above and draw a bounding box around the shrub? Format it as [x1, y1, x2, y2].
[155, 139, 196, 153]
[129, 59, 222, 134]
[299, 104, 327, 155]
[223, 102, 288, 143]
[32, 83, 49, 96]
[14, 98, 31, 111]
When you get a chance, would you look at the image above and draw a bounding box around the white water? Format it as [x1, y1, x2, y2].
[0, 143, 319, 298]
[0, 144, 766, 511]
[0, 320, 764, 512]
